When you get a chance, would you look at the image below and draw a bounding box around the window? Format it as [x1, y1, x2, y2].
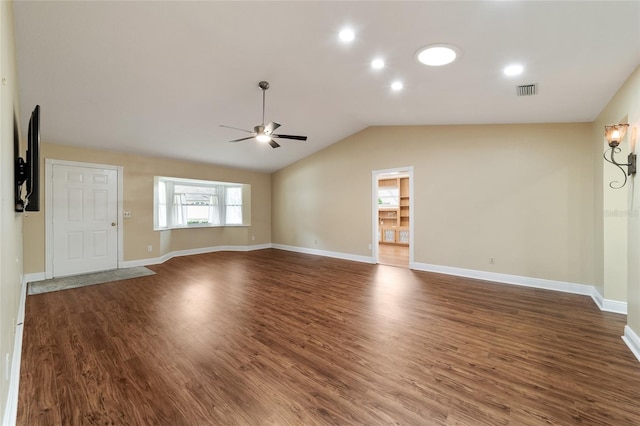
[154, 177, 248, 230]
[225, 186, 243, 225]
[378, 186, 399, 208]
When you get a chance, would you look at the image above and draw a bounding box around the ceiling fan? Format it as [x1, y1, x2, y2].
[220, 81, 308, 149]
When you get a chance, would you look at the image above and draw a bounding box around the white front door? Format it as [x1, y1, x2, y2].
[52, 164, 118, 277]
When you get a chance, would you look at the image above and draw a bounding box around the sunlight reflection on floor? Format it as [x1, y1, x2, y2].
[372, 265, 418, 322]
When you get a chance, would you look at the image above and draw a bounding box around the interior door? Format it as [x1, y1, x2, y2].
[52, 164, 118, 277]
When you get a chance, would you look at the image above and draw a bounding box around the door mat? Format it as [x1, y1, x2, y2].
[28, 267, 156, 295]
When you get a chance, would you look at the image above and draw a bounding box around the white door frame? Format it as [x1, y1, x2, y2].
[372, 166, 414, 267]
[45, 159, 124, 279]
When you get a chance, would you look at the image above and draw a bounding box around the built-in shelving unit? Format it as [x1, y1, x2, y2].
[378, 176, 409, 245]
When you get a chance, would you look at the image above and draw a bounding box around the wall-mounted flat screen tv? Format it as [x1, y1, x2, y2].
[15, 105, 40, 212]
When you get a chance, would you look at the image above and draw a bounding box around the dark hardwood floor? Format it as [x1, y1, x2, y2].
[17, 249, 640, 425]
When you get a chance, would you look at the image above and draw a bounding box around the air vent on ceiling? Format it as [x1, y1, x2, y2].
[517, 84, 537, 96]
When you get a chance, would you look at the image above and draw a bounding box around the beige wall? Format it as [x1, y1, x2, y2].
[594, 66, 639, 303]
[592, 115, 605, 298]
[594, 66, 640, 329]
[23, 143, 272, 274]
[273, 123, 595, 285]
[0, 0, 23, 421]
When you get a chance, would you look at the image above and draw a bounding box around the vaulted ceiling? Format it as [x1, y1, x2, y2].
[13, 1, 640, 172]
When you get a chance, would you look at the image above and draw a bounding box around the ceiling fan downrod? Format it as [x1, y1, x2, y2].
[258, 81, 269, 126]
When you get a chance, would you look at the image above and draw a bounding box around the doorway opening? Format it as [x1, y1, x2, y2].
[372, 167, 413, 268]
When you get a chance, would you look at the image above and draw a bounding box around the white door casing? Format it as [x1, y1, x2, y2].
[45, 160, 123, 278]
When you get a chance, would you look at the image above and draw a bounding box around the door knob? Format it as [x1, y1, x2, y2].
[111, 222, 117, 227]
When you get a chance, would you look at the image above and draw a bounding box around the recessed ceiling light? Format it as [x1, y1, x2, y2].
[339, 28, 355, 43]
[416, 44, 459, 66]
[504, 64, 524, 76]
[371, 58, 385, 70]
[391, 81, 403, 91]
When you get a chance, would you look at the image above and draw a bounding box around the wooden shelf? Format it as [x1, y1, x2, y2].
[378, 176, 410, 245]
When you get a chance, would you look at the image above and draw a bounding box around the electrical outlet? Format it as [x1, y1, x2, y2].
[489, 257, 495, 264]
[123, 210, 132, 218]
[251, 235, 255, 241]
[368, 243, 372, 250]
[147, 245, 153, 253]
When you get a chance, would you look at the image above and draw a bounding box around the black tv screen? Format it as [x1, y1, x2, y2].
[14, 105, 40, 212]
[25, 105, 40, 211]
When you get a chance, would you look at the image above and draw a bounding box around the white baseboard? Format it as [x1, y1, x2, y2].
[271, 244, 375, 264]
[411, 261, 594, 295]
[604, 300, 628, 314]
[591, 287, 604, 310]
[3, 278, 28, 426]
[622, 326, 640, 362]
[120, 243, 273, 269]
[23, 272, 46, 284]
[590, 287, 628, 314]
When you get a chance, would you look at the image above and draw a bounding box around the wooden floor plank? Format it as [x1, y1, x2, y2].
[378, 244, 409, 268]
[17, 249, 640, 425]
[17, 295, 61, 425]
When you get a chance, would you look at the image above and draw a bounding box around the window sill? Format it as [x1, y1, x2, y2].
[154, 224, 249, 231]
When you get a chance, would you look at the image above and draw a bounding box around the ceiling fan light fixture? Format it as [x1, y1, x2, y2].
[256, 134, 271, 143]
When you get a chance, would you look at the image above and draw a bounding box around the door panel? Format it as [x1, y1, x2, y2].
[52, 164, 118, 277]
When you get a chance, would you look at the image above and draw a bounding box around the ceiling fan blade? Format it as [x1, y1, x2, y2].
[272, 134, 308, 141]
[265, 121, 281, 134]
[220, 124, 252, 133]
[228, 136, 255, 143]
[268, 139, 281, 148]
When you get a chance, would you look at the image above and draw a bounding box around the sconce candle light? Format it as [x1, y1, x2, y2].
[604, 124, 636, 189]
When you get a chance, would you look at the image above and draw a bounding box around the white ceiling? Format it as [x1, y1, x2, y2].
[13, 1, 640, 173]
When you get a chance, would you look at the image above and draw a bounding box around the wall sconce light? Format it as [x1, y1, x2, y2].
[604, 124, 636, 189]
